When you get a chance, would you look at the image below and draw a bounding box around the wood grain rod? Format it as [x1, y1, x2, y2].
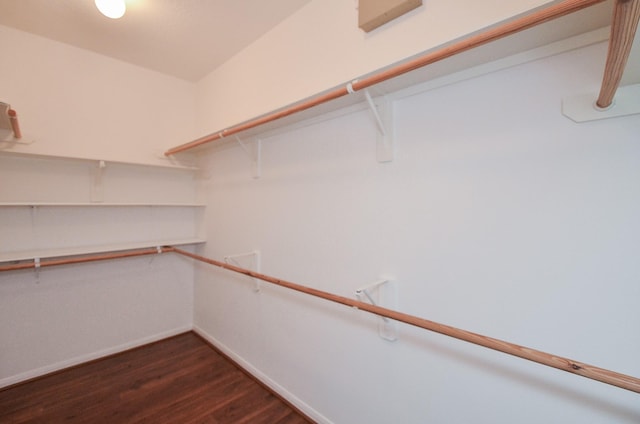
[7, 109, 22, 139]
[0, 247, 174, 272]
[164, 0, 606, 156]
[596, 0, 640, 108]
[170, 246, 640, 394]
[1, 245, 637, 393]
[164, 86, 349, 155]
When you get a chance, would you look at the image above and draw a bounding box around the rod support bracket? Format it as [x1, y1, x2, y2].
[363, 90, 394, 163]
[355, 275, 398, 341]
[90, 160, 106, 203]
[235, 136, 261, 179]
[224, 250, 261, 292]
[34, 257, 41, 281]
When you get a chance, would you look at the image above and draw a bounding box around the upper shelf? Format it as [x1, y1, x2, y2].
[0, 150, 201, 205]
[0, 146, 199, 171]
[165, 0, 619, 156]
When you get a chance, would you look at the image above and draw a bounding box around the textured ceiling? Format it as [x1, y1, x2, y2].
[0, 0, 311, 81]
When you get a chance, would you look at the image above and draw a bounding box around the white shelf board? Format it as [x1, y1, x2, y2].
[179, 5, 612, 154]
[0, 150, 198, 171]
[0, 203, 206, 207]
[0, 238, 206, 263]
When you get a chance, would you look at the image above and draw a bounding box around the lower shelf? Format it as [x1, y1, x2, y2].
[0, 239, 206, 263]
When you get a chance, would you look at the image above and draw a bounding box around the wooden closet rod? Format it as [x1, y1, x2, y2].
[8, 109, 22, 139]
[0, 247, 174, 272]
[164, 0, 606, 156]
[1, 245, 637, 392]
[596, 0, 640, 108]
[170, 247, 640, 394]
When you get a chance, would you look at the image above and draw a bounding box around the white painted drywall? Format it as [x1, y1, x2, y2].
[1, 2, 637, 421]
[193, 40, 640, 423]
[0, 156, 199, 388]
[0, 25, 198, 387]
[0, 24, 196, 166]
[195, 0, 560, 136]
[0, 255, 193, 387]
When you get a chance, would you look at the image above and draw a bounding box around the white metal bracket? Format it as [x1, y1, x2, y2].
[91, 160, 106, 202]
[147, 246, 164, 265]
[224, 250, 261, 292]
[29, 204, 37, 223]
[355, 275, 397, 341]
[235, 136, 261, 179]
[562, 83, 640, 122]
[34, 257, 41, 282]
[363, 90, 394, 163]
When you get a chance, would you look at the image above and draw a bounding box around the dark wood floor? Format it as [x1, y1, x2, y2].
[0, 332, 313, 423]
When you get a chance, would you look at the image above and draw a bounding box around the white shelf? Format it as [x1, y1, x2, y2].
[0, 203, 206, 207]
[0, 239, 206, 263]
[1, 152, 206, 264]
[0, 149, 198, 171]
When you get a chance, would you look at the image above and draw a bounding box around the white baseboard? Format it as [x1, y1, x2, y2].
[0, 325, 193, 389]
[193, 325, 333, 424]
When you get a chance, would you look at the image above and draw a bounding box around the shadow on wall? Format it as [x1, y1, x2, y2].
[197, 259, 640, 422]
[400, 330, 640, 423]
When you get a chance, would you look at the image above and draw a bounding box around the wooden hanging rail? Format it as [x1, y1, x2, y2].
[1, 102, 22, 139]
[7, 109, 22, 139]
[596, 0, 640, 108]
[164, 0, 609, 156]
[0, 246, 174, 272]
[1, 244, 638, 393]
[169, 247, 640, 395]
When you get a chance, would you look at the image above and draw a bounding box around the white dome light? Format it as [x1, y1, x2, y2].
[95, 0, 126, 19]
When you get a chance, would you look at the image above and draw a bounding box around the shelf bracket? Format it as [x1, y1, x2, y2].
[90, 160, 106, 203]
[363, 90, 394, 163]
[355, 275, 397, 341]
[34, 257, 41, 282]
[224, 250, 261, 292]
[235, 136, 261, 179]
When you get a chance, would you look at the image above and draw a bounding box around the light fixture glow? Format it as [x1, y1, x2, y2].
[95, 0, 126, 19]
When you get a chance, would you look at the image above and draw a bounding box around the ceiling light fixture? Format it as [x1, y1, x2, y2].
[95, 0, 126, 19]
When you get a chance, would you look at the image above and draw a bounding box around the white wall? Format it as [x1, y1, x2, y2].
[193, 39, 640, 423]
[0, 25, 198, 387]
[0, 24, 196, 166]
[1, 2, 637, 421]
[0, 158, 198, 388]
[196, 0, 567, 136]
[0, 159, 198, 388]
[0, 254, 193, 387]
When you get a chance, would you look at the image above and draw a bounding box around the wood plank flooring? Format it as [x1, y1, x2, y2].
[0, 332, 313, 423]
